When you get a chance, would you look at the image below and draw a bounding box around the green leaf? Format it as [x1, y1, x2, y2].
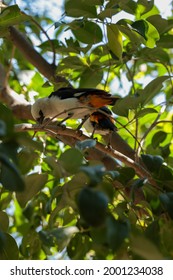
[136, 0, 155, 17]
[157, 35, 173, 48]
[98, 8, 119, 20]
[152, 131, 167, 149]
[20, 230, 42, 258]
[16, 173, 48, 207]
[140, 76, 169, 105]
[0, 103, 14, 136]
[131, 19, 160, 48]
[82, 0, 104, 5]
[0, 120, 6, 137]
[131, 20, 148, 40]
[78, 187, 109, 226]
[118, 22, 144, 49]
[112, 95, 141, 117]
[148, 15, 173, 35]
[0, 5, 29, 37]
[107, 24, 123, 60]
[59, 148, 83, 173]
[0, 232, 19, 260]
[140, 47, 170, 64]
[118, 167, 136, 184]
[158, 165, 173, 181]
[106, 215, 129, 251]
[80, 68, 103, 87]
[48, 226, 79, 251]
[0, 153, 25, 192]
[141, 154, 163, 173]
[65, 0, 97, 18]
[18, 149, 39, 174]
[136, 108, 158, 118]
[159, 193, 173, 219]
[71, 20, 103, 44]
[130, 234, 163, 259]
[45, 156, 64, 179]
[80, 165, 105, 186]
[0, 211, 9, 232]
[67, 233, 91, 260]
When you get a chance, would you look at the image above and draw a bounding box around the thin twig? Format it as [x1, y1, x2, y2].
[14, 123, 158, 188]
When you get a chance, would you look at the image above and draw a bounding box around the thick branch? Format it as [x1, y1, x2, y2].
[8, 26, 69, 85]
[15, 123, 158, 187]
[104, 132, 136, 161]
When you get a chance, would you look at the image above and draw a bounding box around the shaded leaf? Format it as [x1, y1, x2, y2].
[49, 226, 79, 251]
[131, 234, 163, 259]
[80, 68, 103, 87]
[141, 154, 163, 173]
[157, 35, 173, 48]
[107, 24, 123, 59]
[80, 165, 105, 186]
[16, 173, 48, 207]
[140, 76, 169, 105]
[152, 131, 167, 149]
[71, 20, 102, 44]
[0, 120, 6, 137]
[67, 233, 91, 260]
[65, 0, 97, 18]
[0, 103, 14, 136]
[0, 232, 19, 260]
[78, 187, 109, 227]
[159, 193, 173, 219]
[18, 149, 39, 174]
[136, 108, 158, 118]
[0, 211, 9, 232]
[0, 153, 25, 192]
[59, 148, 83, 173]
[106, 215, 129, 251]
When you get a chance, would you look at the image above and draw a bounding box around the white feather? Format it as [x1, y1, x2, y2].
[31, 96, 91, 121]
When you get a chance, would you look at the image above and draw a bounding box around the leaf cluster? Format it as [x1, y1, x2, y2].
[0, 0, 173, 260]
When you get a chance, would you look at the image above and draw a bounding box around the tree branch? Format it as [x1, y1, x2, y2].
[15, 123, 158, 187]
[8, 26, 69, 85]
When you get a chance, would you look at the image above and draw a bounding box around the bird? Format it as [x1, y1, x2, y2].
[31, 87, 119, 124]
[83, 106, 117, 137]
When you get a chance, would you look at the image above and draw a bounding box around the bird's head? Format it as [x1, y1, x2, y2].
[31, 98, 49, 124]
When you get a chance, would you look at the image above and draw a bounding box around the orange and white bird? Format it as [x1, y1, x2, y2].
[31, 87, 119, 124]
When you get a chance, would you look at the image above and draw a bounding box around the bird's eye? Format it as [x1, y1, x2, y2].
[36, 110, 45, 124]
[39, 110, 44, 118]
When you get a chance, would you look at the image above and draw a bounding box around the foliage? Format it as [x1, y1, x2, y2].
[0, 0, 173, 260]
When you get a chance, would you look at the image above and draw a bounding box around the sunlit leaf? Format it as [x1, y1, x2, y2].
[140, 76, 169, 105]
[107, 24, 123, 60]
[71, 20, 103, 44]
[131, 19, 160, 48]
[0, 5, 29, 37]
